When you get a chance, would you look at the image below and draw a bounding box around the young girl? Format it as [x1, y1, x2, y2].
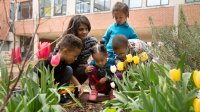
[63, 15, 98, 84]
[34, 34, 84, 95]
[102, 2, 138, 60]
[87, 43, 115, 101]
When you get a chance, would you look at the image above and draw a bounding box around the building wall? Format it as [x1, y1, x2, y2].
[0, 0, 10, 40]
[1, 0, 200, 42]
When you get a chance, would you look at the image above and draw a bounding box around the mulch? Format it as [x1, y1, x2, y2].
[63, 92, 109, 112]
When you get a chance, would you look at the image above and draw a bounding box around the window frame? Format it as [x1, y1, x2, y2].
[75, 0, 91, 14]
[185, 0, 200, 3]
[93, 0, 111, 12]
[146, 0, 169, 7]
[123, 0, 142, 9]
[54, 0, 67, 16]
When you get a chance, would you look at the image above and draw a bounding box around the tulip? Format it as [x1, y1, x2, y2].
[37, 42, 50, 60]
[193, 90, 200, 112]
[51, 54, 60, 67]
[11, 47, 22, 64]
[169, 68, 181, 82]
[126, 54, 133, 63]
[110, 81, 115, 89]
[132, 56, 140, 64]
[117, 62, 124, 71]
[139, 52, 148, 62]
[193, 70, 200, 88]
[110, 65, 117, 74]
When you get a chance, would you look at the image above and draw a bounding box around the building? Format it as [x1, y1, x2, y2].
[0, 0, 200, 61]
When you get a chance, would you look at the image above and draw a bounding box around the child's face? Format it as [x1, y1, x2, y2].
[113, 11, 127, 25]
[77, 23, 89, 40]
[92, 52, 107, 68]
[60, 48, 81, 64]
[114, 47, 128, 61]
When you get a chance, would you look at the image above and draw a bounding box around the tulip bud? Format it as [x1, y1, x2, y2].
[117, 62, 124, 71]
[51, 54, 60, 67]
[132, 56, 140, 64]
[110, 65, 117, 74]
[193, 90, 200, 112]
[126, 54, 133, 63]
[110, 82, 115, 89]
[37, 42, 50, 60]
[193, 70, 200, 88]
[169, 68, 181, 82]
[11, 47, 22, 64]
[139, 52, 148, 62]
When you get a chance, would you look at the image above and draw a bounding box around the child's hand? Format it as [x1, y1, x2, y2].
[85, 65, 94, 73]
[78, 85, 84, 97]
[99, 77, 108, 84]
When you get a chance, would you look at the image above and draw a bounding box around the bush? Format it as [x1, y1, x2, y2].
[149, 8, 200, 71]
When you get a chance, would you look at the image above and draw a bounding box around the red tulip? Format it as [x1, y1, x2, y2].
[11, 47, 22, 64]
[51, 54, 60, 67]
[37, 42, 50, 60]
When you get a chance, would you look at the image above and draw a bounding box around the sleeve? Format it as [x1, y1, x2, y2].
[90, 60, 96, 66]
[102, 25, 113, 45]
[129, 26, 139, 39]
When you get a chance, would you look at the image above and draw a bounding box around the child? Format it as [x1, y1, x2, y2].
[112, 35, 152, 79]
[102, 2, 138, 60]
[63, 15, 98, 84]
[87, 43, 115, 101]
[34, 34, 84, 95]
[112, 35, 151, 62]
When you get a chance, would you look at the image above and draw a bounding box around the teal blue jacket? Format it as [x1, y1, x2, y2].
[103, 21, 138, 53]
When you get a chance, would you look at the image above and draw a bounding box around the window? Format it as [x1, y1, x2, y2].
[123, 0, 142, 8]
[18, 1, 32, 20]
[20, 36, 32, 58]
[147, 0, 168, 6]
[54, 0, 67, 16]
[94, 0, 110, 12]
[186, 0, 200, 3]
[76, 0, 90, 14]
[10, 1, 15, 21]
[40, 0, 51, 17]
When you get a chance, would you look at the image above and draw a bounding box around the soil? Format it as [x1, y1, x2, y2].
[63, 93, 109, 112]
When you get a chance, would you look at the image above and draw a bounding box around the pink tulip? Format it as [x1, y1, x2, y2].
[37, 42, 50, 60]
[11, 47, 22, 64]
[51, 54, 60, 67]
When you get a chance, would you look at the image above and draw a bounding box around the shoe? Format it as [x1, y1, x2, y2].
[89, 89, 98, 101]
[109, 90, 115, 100]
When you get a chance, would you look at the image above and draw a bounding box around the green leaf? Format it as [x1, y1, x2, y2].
[0, 54, 9, 85]
[182, 72, 191, 93]
[114, 91, 129, 104]
[176, 52, 186, 73]
[149, 64, 159, 84]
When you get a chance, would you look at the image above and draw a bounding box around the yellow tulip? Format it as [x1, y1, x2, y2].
[105, 108, 117, 112]
[139, 52, 148, 62]
[126, 54, 133, 63]
[193, 70, 200, 88]
[169, 68, 181, 82]
[132, 56, 140, 64]
[193, 98, 200, 112]
[117, 62, 124, 71]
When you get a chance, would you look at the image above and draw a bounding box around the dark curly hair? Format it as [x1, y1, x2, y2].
[57, 34, 83, 51]
[112, 2, 129, 18]
[112, 35, 128, 51]
[89, 41, 107, 55]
